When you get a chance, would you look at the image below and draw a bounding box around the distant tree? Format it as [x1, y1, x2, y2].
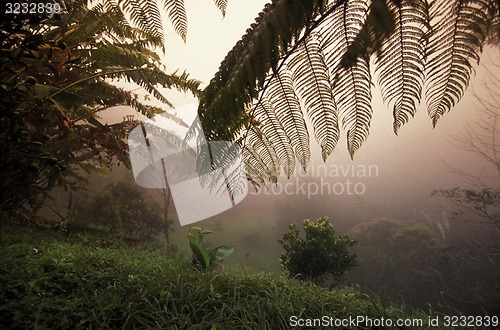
[433, 187, 500, 235]
[433, 58, 500, 236]
[445, 57, 500, 183]
[348, 217, 447, 309]
[430, 58, 500, 313]
[278, 216, 357, 287]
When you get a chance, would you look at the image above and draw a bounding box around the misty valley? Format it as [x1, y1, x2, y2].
[1, 0, 499, 328]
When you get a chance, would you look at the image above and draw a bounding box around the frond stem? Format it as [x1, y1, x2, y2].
[48, 67, 149, 99]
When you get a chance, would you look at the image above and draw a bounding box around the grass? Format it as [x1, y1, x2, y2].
[0, 221, 451, 329]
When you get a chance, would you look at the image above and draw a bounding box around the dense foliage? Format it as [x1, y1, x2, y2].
[0, 1, 199, 219]
[279, 217, 357, 287]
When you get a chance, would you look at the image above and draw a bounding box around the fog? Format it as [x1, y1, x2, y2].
[150, 49, 498, 314]
[78, 5, 500, 315]
[78, 43, 500, 315]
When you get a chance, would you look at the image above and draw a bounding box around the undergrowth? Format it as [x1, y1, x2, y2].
[0, 221, 445, 329]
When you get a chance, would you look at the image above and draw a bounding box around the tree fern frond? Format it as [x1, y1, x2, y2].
[57, 3, 107, 43]
[78, 42, 200, 110]
[339, 0, 397, 68]
[110, 68, 200, 107]
[426, 0, 490, 127]
[321, 0, 372, 158]
[198, 0, 329, 142]
[56, 2, 164, 50]
[213, 0, 228, 18]
[93, 0, 232, 46]
[87, 43, 159, 69]
[120, 0, 165, 44]
[485, 0, 500, 44]
[143, 0, 166, 44]
[374, 0, 428, 133]
[245, 125, 280, 183]
[288, 34, 339, 161]
[196, 141, 226, 177]
[219, 164, 248, 200]
[197, 141, 245, 197]
[243, 147, 270, 188]
[335, 58, 372, 158]
[163, 0, 188, 42]
[249, 98, 296, 178]
[266, 69, 310, 169]
[198, 0, 498, 185]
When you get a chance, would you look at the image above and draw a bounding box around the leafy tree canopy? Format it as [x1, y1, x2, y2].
[72, 180, 170, 244]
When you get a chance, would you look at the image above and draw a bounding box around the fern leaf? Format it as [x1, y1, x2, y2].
[249, 98, 296, 178]
[199, 146, 250, 200]
[375, 0, 428, 133]
[197, 140, 246, 200]
[198, 1, 327, 142]
[213, 0, 228, 18]
[243, 147, 270, 188]
[245, 125, 280, 183]
[198, 0, 498, 184]
[288, 34, 339, 161]
[321, 0, 372, 158]
[266, 69, 310, 170]
[336, 59, 372, 159]
[425, 0, 490, 127]
[120, 0, 165, 44]
[486, 0, 500, 44]
[145, 0, 165, 43]
[163, 0, 188, 42]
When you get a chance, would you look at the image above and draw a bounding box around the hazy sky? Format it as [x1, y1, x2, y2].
[159, 0, 270, 106]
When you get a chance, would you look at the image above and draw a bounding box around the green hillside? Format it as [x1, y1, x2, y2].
[0, 221, 454, 329]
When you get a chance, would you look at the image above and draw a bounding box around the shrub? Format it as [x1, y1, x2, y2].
[278, 216, 357, 287]
[188, 227, 234, 270]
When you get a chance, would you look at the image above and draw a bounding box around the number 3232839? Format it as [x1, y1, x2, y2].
[5, 2, 62, 17]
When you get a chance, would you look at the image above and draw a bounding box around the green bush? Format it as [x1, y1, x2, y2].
[279, 216, 357, 287]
